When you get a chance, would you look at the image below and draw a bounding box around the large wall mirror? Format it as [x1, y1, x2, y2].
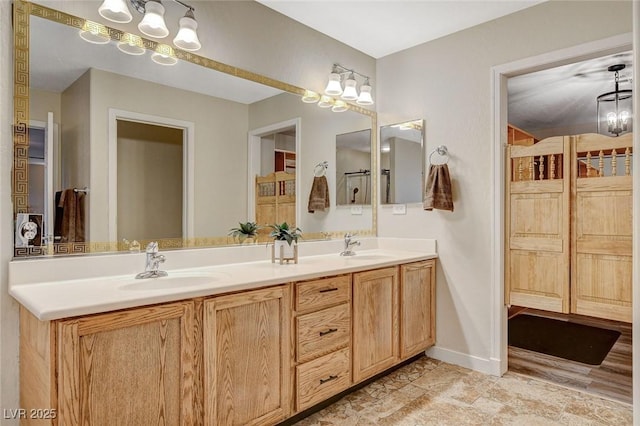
[379, 119, 424, 204]
[12, 1, 376, 257]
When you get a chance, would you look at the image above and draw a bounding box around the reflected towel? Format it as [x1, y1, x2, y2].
[58, 189, 86, 242]
[424, 164, 454, 212]
[308, 176, 330, 213]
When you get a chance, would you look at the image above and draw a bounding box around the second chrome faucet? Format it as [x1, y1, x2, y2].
[340, 233, 360, 256]
[136, 241, 168, 279]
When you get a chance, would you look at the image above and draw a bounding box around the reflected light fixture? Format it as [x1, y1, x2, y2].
[79, 21, 111, 44]
[301, 90, 321, 103]
[98, 0, 201, 51]
[332, 100, 348, 113]
[117, 32, 145, 55]
[597, 64, 633, 137]
[317, 95, 334, 108]
[323, 63, 374, 106]
[151, 44, 178, 65]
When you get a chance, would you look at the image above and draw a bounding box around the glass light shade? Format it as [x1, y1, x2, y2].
[98, 0, 132, 23]
[356, 84, 374, 105]
[596, 89, 632, 136]
[332, 100, 348, 113]
[117, 33, 145, 55]
[151, 44, 178, 65]
[138, 0, 169, 39]
[317, 95, 334, 108]
[341, 78, 358, 101]
[79, 21, 110, 44]
[324, 73, 343, 95]
[173, 10, 201, 51]
[301, 90, 320, 103]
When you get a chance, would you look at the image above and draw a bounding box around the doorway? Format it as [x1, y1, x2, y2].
[491, 33, 634, 403]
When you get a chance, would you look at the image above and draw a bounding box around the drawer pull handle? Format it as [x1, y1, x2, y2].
[319, 328, 338, 336]
[319, 375, 338, 384]
[319, 288, 338, 293]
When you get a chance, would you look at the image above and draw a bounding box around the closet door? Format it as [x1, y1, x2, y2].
[506, 136, 570, 313]
[571, 133, 633, 322]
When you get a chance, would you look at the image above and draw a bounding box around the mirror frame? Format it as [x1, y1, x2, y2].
[12, 0, 377, 257]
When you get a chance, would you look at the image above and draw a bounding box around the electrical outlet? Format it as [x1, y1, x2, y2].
[350, 205, 363, 215]
[392, 204, 407, 215]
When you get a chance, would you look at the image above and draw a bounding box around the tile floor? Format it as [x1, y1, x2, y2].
[293, 356, 633, 425]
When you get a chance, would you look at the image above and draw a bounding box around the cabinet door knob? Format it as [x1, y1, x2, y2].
[319, 328, 338, 337]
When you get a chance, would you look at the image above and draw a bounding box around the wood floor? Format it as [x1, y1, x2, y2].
[508, 308, 633, 405]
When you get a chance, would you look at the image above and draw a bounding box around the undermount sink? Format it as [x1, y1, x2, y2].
[119, 271, 229, 291]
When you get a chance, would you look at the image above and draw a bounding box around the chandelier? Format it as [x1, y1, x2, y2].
[596, 64, 632, 137]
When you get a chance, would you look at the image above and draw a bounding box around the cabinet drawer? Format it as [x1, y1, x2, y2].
[296, 275, 350, 312]
[296, 347, 350, 412]
[297, 303, 350, 362]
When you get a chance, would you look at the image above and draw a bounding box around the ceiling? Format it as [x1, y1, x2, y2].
[257, 0, 546, 59]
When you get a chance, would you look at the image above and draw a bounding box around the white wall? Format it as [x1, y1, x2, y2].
[377, 0, 634, 372]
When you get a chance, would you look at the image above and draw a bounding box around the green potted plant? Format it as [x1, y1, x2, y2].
[269, 222, 302, 260]
[228, 221, 261, 243]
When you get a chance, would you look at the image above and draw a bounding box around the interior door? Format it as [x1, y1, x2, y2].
[571, 133, 633, 322]
[506, 136, 570, 313]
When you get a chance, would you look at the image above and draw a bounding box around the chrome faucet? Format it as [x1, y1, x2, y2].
[340, 233, 360, 256]
[135, 242, 168, 279]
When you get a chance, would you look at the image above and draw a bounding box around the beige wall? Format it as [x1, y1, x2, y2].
[117, 121, 183, 241]
[89, 68, 249, 241]
[376, 0, 634, 367]
[249, 92, 373, 233]
[30, 88, 61, 123]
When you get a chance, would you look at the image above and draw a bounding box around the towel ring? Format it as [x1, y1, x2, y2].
[429, 145, 449, 165]
[314, 161, 329, 177]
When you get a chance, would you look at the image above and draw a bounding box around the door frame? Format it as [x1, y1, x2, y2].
[247, 117, 301, 224]
[107, 108, 195, 241]
[490, 33, 633, 375]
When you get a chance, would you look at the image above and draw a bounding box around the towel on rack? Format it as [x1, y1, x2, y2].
[308, 176, 330, 213]
[424, 164, 454, 212]
[58, 188, 86, 242]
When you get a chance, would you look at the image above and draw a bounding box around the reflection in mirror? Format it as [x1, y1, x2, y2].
[14, 2, 376, 256]
[379, 119, 424, 204]
[336, 130, 372, 206]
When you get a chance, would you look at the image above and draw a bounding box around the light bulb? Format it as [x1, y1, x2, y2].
[173, 9, 201, 51]
[324, 73, 343, 96]
[138, 0, 169, 39]
[619, 110, 630, 124]
[98, 0, 132, 23]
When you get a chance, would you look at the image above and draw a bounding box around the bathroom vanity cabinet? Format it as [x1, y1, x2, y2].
[19, 258, 435, 426]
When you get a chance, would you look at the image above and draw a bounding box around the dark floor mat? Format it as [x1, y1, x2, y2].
[508, 314, 621, 365]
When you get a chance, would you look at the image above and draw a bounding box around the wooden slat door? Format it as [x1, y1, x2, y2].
[571, 133, 633, 322]
[506, 136, 570, 313]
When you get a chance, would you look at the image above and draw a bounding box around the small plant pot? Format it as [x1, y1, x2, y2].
[272, 240, 298, 264]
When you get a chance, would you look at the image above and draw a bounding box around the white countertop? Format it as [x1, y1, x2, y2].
[10, 238, 437, 321]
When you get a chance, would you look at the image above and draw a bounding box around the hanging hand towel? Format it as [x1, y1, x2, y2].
[59, 189, 86, 242]
[308, 175, 330, 213]
[424, 164, 454, 211]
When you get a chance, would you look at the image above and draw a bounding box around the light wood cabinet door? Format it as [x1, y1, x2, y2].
[57, 301, 196, 426]
[400, 260, 436, 359]
[204, 286, 291, 426]
[352, 267, 399, 383]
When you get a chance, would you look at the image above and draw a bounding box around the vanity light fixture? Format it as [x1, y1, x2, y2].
[323, 63, 374, 105]
[596, 64, 633, 136]
[98, 0, 201, 51]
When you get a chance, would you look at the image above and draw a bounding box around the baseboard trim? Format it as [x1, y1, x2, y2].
[426, 346, 503, 376]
